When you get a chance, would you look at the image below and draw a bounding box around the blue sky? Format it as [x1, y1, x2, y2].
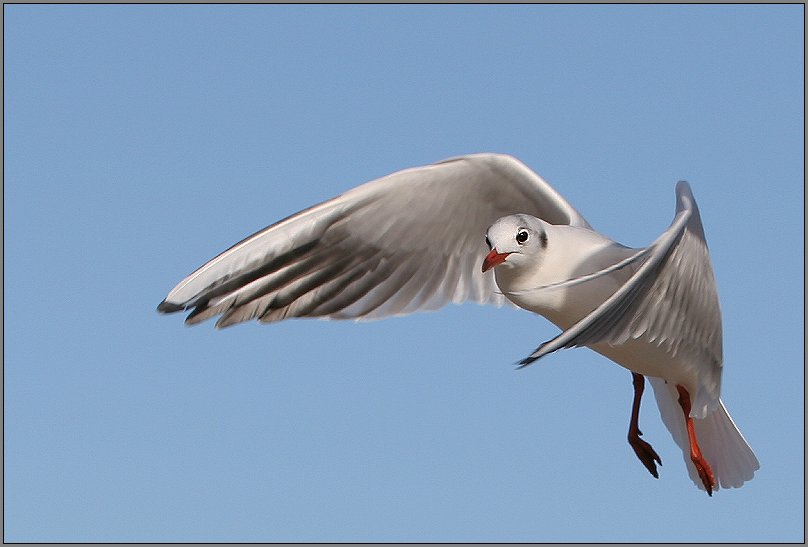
[4, 5, 804, 543]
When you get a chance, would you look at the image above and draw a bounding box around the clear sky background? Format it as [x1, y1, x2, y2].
[4, 5, 804, 543]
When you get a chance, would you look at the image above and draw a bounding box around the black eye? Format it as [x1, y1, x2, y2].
[516, 230, 529, 244]
[485, 236, 492, 250]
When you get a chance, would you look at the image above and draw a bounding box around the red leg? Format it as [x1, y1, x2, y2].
[628, 372, 662, 478]
[676, 385, 717, 496]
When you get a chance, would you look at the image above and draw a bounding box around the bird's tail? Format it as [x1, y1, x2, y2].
[648, 377, 760, 491]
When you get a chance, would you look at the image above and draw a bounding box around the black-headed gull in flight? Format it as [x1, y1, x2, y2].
[158, 153, 759, 495]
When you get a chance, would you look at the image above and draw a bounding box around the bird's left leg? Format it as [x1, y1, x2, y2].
[676, 384, 717, 496]
[627, 372, 662, 478]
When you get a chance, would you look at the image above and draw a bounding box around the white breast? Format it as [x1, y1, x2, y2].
[495, 224, 636, 329]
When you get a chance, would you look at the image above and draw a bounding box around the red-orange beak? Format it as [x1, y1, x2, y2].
[482, 249, 512, 272]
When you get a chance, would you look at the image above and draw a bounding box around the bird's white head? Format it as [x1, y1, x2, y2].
[481, 214, 549, 274]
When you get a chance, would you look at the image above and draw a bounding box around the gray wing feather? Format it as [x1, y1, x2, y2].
[158, 153, 591, 326]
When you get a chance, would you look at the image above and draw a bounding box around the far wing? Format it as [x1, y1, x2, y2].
[157, 153, 591, 327]
[519, 181, 723, 412]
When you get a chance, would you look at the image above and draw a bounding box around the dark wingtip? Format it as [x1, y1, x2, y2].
[515, 342, 551, 369]
[515, 356, 538, 369]
[156, 299, 185, 314]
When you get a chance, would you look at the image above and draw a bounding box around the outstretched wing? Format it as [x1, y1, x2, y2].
[158, 153, 591, 327]
[519, 181, 722, 413]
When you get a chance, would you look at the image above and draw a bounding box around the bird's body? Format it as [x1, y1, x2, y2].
[158, 153, 759, 494]
[489, 219, 710, 410]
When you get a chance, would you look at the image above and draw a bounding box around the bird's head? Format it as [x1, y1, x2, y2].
[481, 214, 549, 274]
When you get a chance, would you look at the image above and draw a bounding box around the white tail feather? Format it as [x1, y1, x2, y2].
[648, 377, 760, 491]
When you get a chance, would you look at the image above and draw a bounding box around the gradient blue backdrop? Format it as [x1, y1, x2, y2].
[4, 5, 804, 543]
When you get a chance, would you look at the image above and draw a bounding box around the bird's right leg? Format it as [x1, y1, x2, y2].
[627, 372, 662, 478]
[676, 384, 717, 496]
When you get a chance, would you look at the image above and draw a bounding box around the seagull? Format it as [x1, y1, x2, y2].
[157, 153, 759, 494]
